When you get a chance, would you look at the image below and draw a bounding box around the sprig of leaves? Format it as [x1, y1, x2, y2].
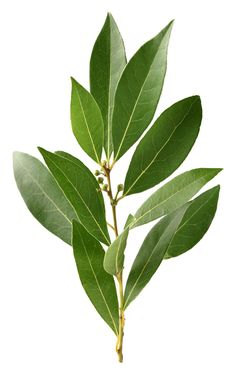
[13, 13, 222, 363]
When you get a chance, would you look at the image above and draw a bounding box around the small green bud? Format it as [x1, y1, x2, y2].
[97, 177, 104, 184]
[101, 184, 108, 191]
[117, 184, 124, 192]
[94, 170, 100, 176]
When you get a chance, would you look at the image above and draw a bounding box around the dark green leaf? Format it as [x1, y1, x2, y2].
[112, 21, 173, 161]
[165, 185, 220, 259]
[90, 13, 126, 159]
[13, 152, 78, 244]
[131, 168, 222, 228]
[72, 221, 119, 334]
[103, 226, 129, 275]
[124, 204, 188, 309]
[38, 148, 110, 245]
[70, 77, 103, 163]
[124, 96, 202, 195]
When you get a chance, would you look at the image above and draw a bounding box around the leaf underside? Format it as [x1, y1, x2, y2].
[13, 152, 78, 244]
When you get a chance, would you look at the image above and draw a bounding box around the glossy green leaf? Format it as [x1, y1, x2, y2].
[13, 152, 78, 244]
[72, 221, 119, 334]
[124, 204, 188, 309]
[112, 21, 173, 161]
[38, 148, 110, 245]
[103, 226, 129, 275]
[124, 96, 202, 195]
[165, 185, 220, 259]
[131, 168, 222, 228]
[70, 77, 103, 163]
[90, 13, 126, 159]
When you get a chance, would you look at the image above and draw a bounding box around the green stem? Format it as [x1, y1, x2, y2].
[116, 271, 125, 362]
[103, 165, 125, 362]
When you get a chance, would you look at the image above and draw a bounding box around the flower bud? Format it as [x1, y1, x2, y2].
[97, 176, 104, 184]
[117, 184, 124, 192]
[101, 184, 108, 191]
[94, 170, 100, 176]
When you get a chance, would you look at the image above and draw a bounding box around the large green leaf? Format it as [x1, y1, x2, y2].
[131, 168, 222, 228]
[124, 204, 188, 309]
[13, 152, 78, 244]
[112, 21, 173, 161]
[72, 221, 119, 334]
[165, 185, 220, 259]
[124, 96, 202, 195]
[38, 148, 110, 245]
[70, 77, 104, 163]
[103, 226, 129, 275]
[90, 13, 126, 159]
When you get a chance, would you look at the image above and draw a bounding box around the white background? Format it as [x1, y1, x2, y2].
[0, 0, 235, 383]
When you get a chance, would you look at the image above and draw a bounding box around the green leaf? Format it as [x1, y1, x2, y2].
[124, 96, 202, 195]
[131, 168, 222, 228]
[112, 21, 173, 161]
[165, 185, 220, 259]
[70, 77, 104, 163]
[38, 148, 110, 245]
[124, 204, 188, 309]
[124, 214, 135, 229]
[103, 226, 129, 275]
[13, 152, 78, 244]
[90, 13, 126, 159]
[72, 221, 119, 334]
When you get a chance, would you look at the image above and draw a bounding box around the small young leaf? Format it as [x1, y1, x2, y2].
[131, 168, 222, 228]
[103, 226, 129, 275]
[124, 96, 202, 195]
[70, 77, 104, 163]
[13, 152, 78, 244]
[72, 221, 119, 334]
[112, 21, 173, 161]
[165, 185, 220, 259]
[90, 13, 127, 159]
[38, 148, 110, 245]
[124, 204, 188, 309]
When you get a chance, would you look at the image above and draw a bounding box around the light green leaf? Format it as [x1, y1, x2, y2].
[13, 152, 78, 244]
[112, 21, 173, 161]
[124, 96, 202, 195]
[72, 221, 119, 334]
[124, 204, 188, 309]
[131, 168, 222, 228]
[70, 77, 103, 163]
[165, 185, 220, 259]
[103, 226, 129, 275]
[90, 13, 126, 159]
[38, 148, 110, 245]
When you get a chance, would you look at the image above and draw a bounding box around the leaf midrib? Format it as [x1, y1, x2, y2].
[125, 98, 197, 196]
